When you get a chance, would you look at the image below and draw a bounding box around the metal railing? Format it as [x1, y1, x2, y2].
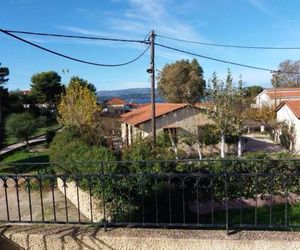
[0, 159, 300, 232]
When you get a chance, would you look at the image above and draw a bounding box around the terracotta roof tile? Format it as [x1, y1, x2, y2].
[120, 103, 187, 126]
[264, 88, 300, 99]
[277, 100, 300, 119]
[104, 97, 126, 105]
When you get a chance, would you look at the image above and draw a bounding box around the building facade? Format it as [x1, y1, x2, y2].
[120, 103, 211, 145]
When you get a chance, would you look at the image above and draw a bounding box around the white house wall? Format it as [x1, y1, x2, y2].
[256, 93, 271, 107]
[277, 105, 300, 152]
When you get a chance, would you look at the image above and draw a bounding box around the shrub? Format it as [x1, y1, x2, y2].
[45, 130, 56, 144]
[49, 128, 116, 173]
[122, 137, 177, 172]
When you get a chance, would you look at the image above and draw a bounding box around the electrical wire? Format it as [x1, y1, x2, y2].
[155, 42, 300, 74]
[2, 29, 149, 44]
[0, 29, 150, 67]
[156, 34, 300, 50]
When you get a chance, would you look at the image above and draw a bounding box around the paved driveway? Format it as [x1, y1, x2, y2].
[243, 133, 285, 153]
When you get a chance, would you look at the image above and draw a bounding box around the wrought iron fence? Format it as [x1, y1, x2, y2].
[0, 159, 300, 232]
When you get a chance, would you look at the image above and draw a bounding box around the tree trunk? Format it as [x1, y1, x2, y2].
[25, 138, 30, 150]
[169, 133, 178, 159]
[220, 134, 225, 158]
[196, 143, 202, 160]
[238, 137, 242, 157]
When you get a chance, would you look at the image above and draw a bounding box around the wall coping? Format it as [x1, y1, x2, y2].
[1, 225, 300, 250]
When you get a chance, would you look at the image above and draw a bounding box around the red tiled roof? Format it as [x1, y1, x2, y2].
[276, 100, 300, 119]
[263, 88, 300, 99]
[104, 97, 126, 105]
[120, 103, 187, 126]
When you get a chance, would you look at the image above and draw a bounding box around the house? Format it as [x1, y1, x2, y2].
[276, 100, 300, 152]
[120, 103, 211, 145]
[102, 97, 141, 116]
[254, 87, 300, 108]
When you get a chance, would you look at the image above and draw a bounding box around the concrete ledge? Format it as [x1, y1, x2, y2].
[1, 225, 300, 250]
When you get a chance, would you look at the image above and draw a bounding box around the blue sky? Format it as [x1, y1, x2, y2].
[1, 0, 300, 91]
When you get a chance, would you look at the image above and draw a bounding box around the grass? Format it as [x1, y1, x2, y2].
[207, 203, 300, 229]
[5, 120, 61, 145]
[0, 143, 49, 173]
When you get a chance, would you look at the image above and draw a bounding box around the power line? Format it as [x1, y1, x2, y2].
[0, 29, 150, 67]
[2, 29, 149, 44]
[155, 42, 300, 74]
[156, 34, 300, 50]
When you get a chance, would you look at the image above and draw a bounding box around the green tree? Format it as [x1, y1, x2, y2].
[157, 58, 206, 103]
[6, 112, 44, 148]
[207, 70, 247, 157]
[245, 85, 263, 98]
[271, 60, 300, 87]
[69, 76, 97, 94]
[201, 124, 220, 156]
[30, 71, 63, 104]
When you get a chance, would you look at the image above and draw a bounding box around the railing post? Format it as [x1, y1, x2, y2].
[223, 159, 229, 235]
[100, 162, 107, 232]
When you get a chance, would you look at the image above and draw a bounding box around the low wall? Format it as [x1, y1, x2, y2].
[56, 178, 103, 222]
[1, 225, 300, 250]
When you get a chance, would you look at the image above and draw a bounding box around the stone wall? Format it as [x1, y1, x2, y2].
[56, 178, 104, 222]
[1, 225, 300, 250]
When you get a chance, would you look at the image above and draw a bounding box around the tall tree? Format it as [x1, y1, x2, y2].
[69, 76, 97, 95]
[207, 70, 247, 157]
[157, 58, 206, 103]
[58, 81, 101, 135]
[271, 60, 300, 87]
[0, 66, 9, 148]
[6, 112, 44, 148]
[30, 71, 63, 104]
[245, 85, 263, 98]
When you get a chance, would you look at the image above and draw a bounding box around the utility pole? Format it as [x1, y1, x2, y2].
[149, 30, 156, 146]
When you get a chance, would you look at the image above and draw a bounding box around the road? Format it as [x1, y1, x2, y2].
[0, 135, 46, 156]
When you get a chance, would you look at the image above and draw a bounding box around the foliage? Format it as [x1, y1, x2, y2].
[30, 71, 64, 104]
[0, 66, 9, 148]
[58, 81, 101, 135]
[271, 59, 300, 87]
[244, 85, 264, 98]
[156, 132, 172, 148]
[5, 112, 45, 147]
[122, 137, 176, 172]
[207, 70, 248, 156]
[278, 122, 295, 151]
[246, 105, 276, 125]
[0, 67, 9, 84]
[45, 129, 56, 144]
[0, 143, 49, 173]
[157, 58, 206, 103]
[69, 76, 97, 95]
[200, 124, 220, 146]
[49, 128, 116, 173]
[86, 116, 120, 148]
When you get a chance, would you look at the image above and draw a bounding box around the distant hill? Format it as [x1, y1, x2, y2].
[97, 88, 163, 104]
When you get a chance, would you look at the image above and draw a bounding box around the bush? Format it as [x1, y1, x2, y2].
[49, 128, 116, 173]
[122, 137, 177, 172]
[46, 130, 56, 144]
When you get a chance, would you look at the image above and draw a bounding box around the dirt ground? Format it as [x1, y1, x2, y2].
[0, 178, 88, 222]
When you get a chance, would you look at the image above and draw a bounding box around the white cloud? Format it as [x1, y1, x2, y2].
[247, 0, 272, 15]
